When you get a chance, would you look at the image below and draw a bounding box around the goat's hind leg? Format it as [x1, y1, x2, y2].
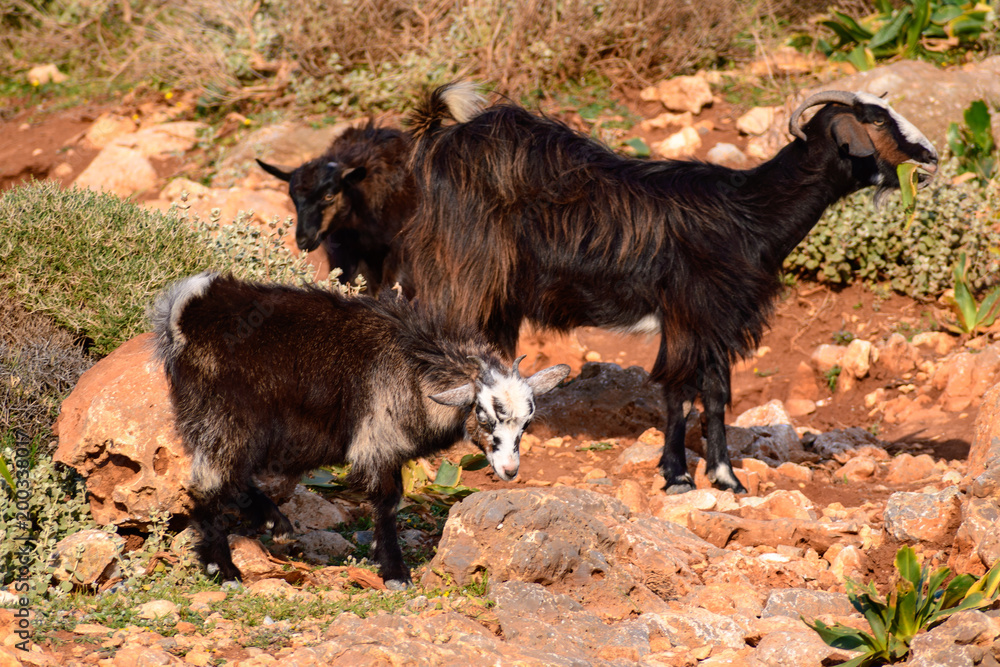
[244, 484, 293, 541]
[189, 491, 242, 582]
[699, 359, 747, 494]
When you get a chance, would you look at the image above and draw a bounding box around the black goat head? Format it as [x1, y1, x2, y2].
[256, 158, 367, 252]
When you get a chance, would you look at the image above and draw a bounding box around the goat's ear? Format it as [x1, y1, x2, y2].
[341, 166, 367, 185]
[830, 116, 875, 158]
[429, 383, 476, 408]
[256, 158, 295, 182]
[525, 364, 571, 396]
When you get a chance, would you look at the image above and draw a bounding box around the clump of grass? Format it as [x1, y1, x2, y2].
[0, 181, 318, 356]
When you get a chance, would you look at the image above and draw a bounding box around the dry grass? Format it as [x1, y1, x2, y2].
[2, 0, 851, 111]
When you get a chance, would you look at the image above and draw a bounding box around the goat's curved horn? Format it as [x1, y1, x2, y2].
[789, 91, 859, 141]
[511, 354, 527, 376]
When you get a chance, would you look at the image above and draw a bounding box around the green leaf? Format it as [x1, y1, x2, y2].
[624, 137, 650, 158]
[845, 44, 876, 71]
[941, 573, 977, 608]
[977, 289, 1000, 327]
[459, 453, 490, 471]
[0, 454, 14, 495]
[896, 546, 921, 588]
[896, 162, 919, 229]
[832, 11, 875, 40]
[806, 618, 873, 650]
[869, 7, 911, 49]
[433, 459, 462, 487]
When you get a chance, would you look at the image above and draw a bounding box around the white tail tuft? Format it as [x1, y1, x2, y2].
[440, 81, 485, 123]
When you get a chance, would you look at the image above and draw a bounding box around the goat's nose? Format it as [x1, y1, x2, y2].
[502, 464, 519, 480]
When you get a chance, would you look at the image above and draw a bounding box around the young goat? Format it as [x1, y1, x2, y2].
[401, 85, 938, 495]
[152, 272, 569, 588]
[257, 122, 414, 292]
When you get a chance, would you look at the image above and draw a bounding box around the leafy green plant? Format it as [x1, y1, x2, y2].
[400, 455, 486, 510]
[785, 159, 1000, 299]
[808, 546, 1000, 666]
[825, 366, 842, 392]
[812, 0, 995, 70]
[942, 252, 1000, 335]
[947, 99, 997, 186]
[0, 181, 321, 356]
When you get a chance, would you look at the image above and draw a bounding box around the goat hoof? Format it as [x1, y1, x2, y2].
[385, 578, 411, 591]
[663, 474, 696, 495]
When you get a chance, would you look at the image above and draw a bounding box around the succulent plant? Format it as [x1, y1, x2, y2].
[785, 158, 1000, 299]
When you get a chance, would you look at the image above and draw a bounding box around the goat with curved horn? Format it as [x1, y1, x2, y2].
[789, 90, 860, 140]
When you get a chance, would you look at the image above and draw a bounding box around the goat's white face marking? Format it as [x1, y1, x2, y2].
[854, 92, 937, 159]
[475, 373, 535, 482]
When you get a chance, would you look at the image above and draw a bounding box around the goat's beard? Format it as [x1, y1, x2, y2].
[872, 184, 894, 210]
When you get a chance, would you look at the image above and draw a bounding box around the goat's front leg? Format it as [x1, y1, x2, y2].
[699, 358, 747, 494]
[368, 467, 410, 590]
[659, 390, 695, 494]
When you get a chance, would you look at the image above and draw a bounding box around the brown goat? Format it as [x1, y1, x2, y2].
[152, 272, 569, 587]
[399, 84, 938, 495]
[257, 122, 414, 293]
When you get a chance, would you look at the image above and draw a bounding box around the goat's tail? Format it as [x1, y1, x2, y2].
[408, 81, 485, 140]
[150, 271, 219, 367]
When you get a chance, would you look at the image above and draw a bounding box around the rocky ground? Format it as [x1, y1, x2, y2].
[4, 57, 1000, 666]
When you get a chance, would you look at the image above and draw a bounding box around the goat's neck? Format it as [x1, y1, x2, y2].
[738, 140, 861, 274]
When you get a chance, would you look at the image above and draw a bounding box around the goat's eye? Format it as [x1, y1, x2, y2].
[872, 118, 885, 127]
[323, 193, 336, 202]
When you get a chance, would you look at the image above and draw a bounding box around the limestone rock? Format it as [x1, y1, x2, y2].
[911, 331, 958, 356]
[749, 629, 860, 667]
[810, 344, 844, 374]
[706, 142, 750, 168]
[652, 126, 702, 159]
[934, 345, 1000, 413]
[810, 428, 889, 464]
[883, 486, 963, 543]
[969, 382, 1000, 479]
[877, 333, 920, 376]
[425, 487, 712, 611]
[112, 646, 185, 666]
[735, 399, 793, 428]
[294, 531, 353, 564]
[724, 425, 800, 467]
[50, 530, 123, 587]
[736, 107, 776, 136]
[640, 75, 714, 114]
[838, 339, 875, 392]
[26, 64, 67, 86]
[761, 588, 854, 623]
[136, 600, 179, 621]
[535, 363, 666, 438]
[55, 334, 296, 528]
[907, 610, 999, 667]
[83, 113, 138, 150]
[279, 485, 356, 532]
[110, 121, 207, 158]
[884, 453, 937, 485]
[73, 144, 158, 197]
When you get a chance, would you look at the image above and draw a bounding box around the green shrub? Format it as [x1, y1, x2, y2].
[948, 99, 997, 186]
[784, 159, 1000, 298]
[0, 431, 97, 597]
[808, 545, 1000, 666]
[0, 181, 316, 356]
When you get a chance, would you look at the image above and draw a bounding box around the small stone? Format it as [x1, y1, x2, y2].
[652, 126, 702, 159]
[884, 453, 937, 485]
[884, 486, 963, 543]
[26, 64, 67, 86]
[736, 106, 776, 136]
[137, 600, 179, 621]
[705, 143, 750, 168]
[584, 350, 602, 362]
[811, 344, 845, 374]
[734, 399, 793, 428]
[640, 75, 714, 114]
[785, 398, 816, 417]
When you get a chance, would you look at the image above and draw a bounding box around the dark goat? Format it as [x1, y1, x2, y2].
[257, 122, 414, 292]
[401, 84, 937, 495]
[152, 272, 569, 587]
